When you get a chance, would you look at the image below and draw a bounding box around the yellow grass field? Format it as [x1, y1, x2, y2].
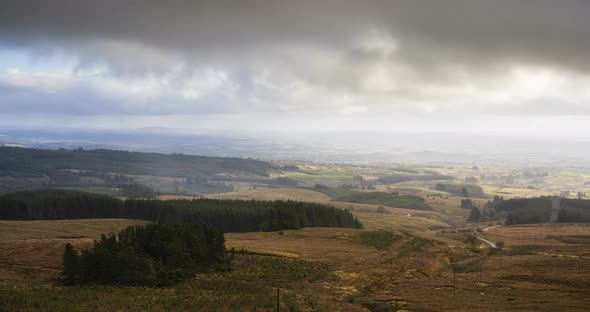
[0, 219, 150, 287]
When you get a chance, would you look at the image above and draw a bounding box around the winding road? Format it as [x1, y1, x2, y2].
[473, 225, 500, 248]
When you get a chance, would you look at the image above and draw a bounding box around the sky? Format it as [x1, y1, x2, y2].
[1, 0, 590, 149]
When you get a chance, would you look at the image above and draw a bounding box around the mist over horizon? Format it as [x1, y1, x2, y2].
[2, 128, 589, 168]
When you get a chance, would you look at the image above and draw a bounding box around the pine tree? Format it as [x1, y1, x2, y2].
[468, 207, 481, 222]
[62, 243, 80, 284]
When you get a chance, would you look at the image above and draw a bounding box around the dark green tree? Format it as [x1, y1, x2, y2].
[465, 234, 478, 250]
[461, 199, 474, 209]
[468, 207, 481, 222]
[67, 223, 225, 286]
[62, 243, 80, 284]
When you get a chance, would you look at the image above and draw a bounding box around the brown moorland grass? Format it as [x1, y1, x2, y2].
[2, 219, 590, 311]
[327, 201, 453, 232]
[481, 223, 590, 257]
[226, 227, 382, 262]
[0, 219, 150, 287]
[226, 224, 590, 311]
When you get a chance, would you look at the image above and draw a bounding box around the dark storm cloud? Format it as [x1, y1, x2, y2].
[2, 0, 590, 128]
[2, 0, 590, 73]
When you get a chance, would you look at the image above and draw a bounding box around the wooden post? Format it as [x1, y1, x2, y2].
[479, 258, 482, 281]
[453, 270, 457, 297]
[273, 287, 280, 312]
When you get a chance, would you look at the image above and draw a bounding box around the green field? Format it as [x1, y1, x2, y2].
[312, 187, 431, 210]
[435, 183, 486, 198]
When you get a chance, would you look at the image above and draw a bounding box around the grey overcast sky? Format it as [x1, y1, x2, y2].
[1, 0, 590, 140]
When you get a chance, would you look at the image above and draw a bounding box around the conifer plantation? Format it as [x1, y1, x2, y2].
[0, 189, 361, 286]
[0, 189, 363, 232]
[62, 223, 225, 286]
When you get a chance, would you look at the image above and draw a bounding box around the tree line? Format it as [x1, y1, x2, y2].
[464, 195, 590, 224]
[463, 196, 502, 222]
[435, 183, 485, 198]
[558, 198, 590, 223]
[0, 189, 362, 232]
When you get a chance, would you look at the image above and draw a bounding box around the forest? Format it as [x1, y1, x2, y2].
[0, 189, 363, 232]
[469, 196, 590, 225]
[62, 223, 225, 285]
[485, 197, 553, 225]
[558, 198, 590, 223]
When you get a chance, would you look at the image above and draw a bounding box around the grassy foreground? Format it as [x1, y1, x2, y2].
[0, 253, 330, 312]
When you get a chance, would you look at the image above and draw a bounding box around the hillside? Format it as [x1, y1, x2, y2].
[0, 146, 273, 194]
[0, 146, 272, 177]
[2, 219, 589, 311]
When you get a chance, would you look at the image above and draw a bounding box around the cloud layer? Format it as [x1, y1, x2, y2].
[1, 0, 590, 137]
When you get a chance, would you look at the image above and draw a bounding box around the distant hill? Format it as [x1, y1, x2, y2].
[377, 173, 454, 185]
[0, 147, 271, 177]
[0, 147, 273, 194]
